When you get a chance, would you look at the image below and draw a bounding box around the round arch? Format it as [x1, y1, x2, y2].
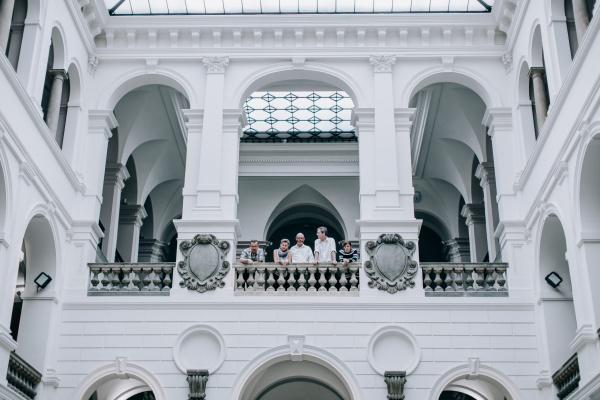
[574, 123, 600, 233]
[74, 361, 166, 400]
[229, 344, 364, 400]
[415, 210, 452, 241]
[0, 147, 11, 235]
[231, 62, 366, 109]
[402, 66, 502, 108]
[429, 363, 522, 400]
[529, 23, 545, 68]
[50, 24, 67, 70]
[98, 68, 196, 110]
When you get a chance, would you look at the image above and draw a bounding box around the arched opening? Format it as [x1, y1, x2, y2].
[410, 82, 498, 263]
[98, 84, 189, 263]
[3, 0, 27, 70]
[529, 25, 550, 139]
[440, 391, 477, 400]
[432, 365, 519, 400]
[578, 137, 600, 328]
[9, 214, 57, 372]
[61, 62, 82, 162]
[538, 214, 577, 374]
[87, 378, 155, 400]
[256, 377, 343, 400]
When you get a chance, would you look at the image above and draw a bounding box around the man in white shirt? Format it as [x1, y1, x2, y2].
[314, 226, 337, 264]
[290, 233, 314, 263]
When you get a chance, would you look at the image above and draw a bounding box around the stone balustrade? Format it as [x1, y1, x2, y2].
[234, 263, 360, 294]
[6, 351, 42, 400]
[421, 263, 508, 296]
[552, 353, 580, 399]
[88, 263, 174, 295]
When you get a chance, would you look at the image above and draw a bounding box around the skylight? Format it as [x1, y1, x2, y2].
[107, 0, 492, 15]
[242, 91, 356, 143]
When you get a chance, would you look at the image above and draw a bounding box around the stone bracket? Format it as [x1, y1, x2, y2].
[384, 371, 406, 400]
[187, 369, 209, 399]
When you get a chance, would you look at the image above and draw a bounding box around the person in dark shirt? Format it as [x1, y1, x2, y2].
[338, 241, 358, 266]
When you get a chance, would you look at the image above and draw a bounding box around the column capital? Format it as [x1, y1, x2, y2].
[88, 110, 118, 139]
[49, 69, 68, 81]
[475, 162, 496, 186]
[119, 204, 147, 228]
[528, 66, 546, 79]
[461, 203, 486, 225]
[104, 163, 129, 189]
[369, 55, 396, 73]
[202, 56, 229, 73]
[394, 108, 417, 131]
[442, 238, 471, 262]
[351, 108, 375, 131]
[223, 108, 247, 138]
[183, 109, 204, 134]
[482, 107, 512, 137]
[187, 369, 209, 400]
[384, 371, 406, 399]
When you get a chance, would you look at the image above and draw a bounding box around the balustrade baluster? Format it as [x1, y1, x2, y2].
[423, 267, 433, 291]
[339, 267, 348, 291]
[257, 266, 266, 290]
[349, 267, 358, 291]
[454, 267, 464, 291]
[90, 267, 101, 291]
[100, 267, 111, 291]
[236, 268, 246, 291]
[328, 267, 338, 291]
[444, 267, 455, 291]
[287, 266, 297, 291]
[247, 267, 256, 291]
[297, 267, 307, 291]
[141, 267, 152, 291]
[465, 267, 475, 291]
[110, 268, 121, 291]
[276, 267, 286, 291]
[162, 268, 172, 291]
[318, 266, 328, 291]
[151, 267, 162, 291]
[131, 267, 141, 291]
[475, 267, 486, 291]
[486, 268, 497, 291]
[433, 267, 444, 291]
[307, 267, 317, 291]
[120, 267, 131, 291]
[496, 267, 507, 291]
[266, 267, 276, 291]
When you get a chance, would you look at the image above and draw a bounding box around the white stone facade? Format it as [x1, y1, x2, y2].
[0, 0, 599, 399]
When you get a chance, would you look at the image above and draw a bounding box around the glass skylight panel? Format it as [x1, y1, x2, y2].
[243, 91, 356, 143]
[107, 0, 493, 14]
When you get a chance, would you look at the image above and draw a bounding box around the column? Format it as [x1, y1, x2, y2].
[528, 67, 548, 131]
[461, 204, 488, 262]
[442, 238, 470, 262]
[138, 239, 167, 262]
[0, 0, 15, 51]
[44, 69, 68, 139]
[99, 163, 129, 262]
[572, 0, 591, 43]
[116, 205, 147, 263]
[476, 162, 500, 260]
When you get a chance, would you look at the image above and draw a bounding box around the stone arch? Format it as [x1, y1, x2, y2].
[429, 363, 522, 400]
[402, 66, 502, 109]
[263, 185, 347, 241]
[231, 62, 365, 109]
[61, 61, 82, 160]
[0, 148, 10, 236]
[74, 360, 166, 400]
[576, 124, 600, 232]
[98, 68, 196, 110]
[49, 24, 67, 70]
[530, 24, 545, 68]
[229, 344, 363, 400]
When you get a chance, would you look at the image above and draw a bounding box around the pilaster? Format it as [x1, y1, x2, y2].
[461, 203, 488, 262]
[476, 162, 500, 259]
[442, 238, 471, 262]
[99, 163, 129, 262]
[116, 204, 147, 263]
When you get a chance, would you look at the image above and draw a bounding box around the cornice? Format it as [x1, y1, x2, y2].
[239, 158, 358, 164]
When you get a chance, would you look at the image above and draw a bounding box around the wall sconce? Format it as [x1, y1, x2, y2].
[545, 271, 563, 288]
[34, 272, 52, 291]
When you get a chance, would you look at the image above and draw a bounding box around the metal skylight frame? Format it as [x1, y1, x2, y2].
[107, 0, 492, 15]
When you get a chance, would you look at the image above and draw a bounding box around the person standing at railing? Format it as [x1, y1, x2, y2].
[240, 240, 265, 264]
[290, 233, 315, 263]
[338, 241, 358, 266]
[314, 226, 337, 264]
[274, 238, 292, 265]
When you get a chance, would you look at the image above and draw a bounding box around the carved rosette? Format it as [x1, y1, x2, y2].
[178, 234, 230, 293]
[364, 234, 418, 294]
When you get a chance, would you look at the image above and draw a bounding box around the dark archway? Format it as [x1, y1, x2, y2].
[440, 391, 477, 400]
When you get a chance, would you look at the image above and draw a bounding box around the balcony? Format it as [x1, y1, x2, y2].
[6, 351, 42, 400]
[421, 263, 508, 296]
[552, 353, 580, 399]
[87, 263, 174, 295]
[234, 263, 360, 295]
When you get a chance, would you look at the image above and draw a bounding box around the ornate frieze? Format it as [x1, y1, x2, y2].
[364, 234, 418, 294]
[202, 56, 229, 73]
[178, 234, 231, 293]
[369, 55, 396, 73]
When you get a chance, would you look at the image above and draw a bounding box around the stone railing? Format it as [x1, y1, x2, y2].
[6, 351, 42, 400]
[552, 353, 580, 399]
[88, 263, 174, 295]
[234, 263, 360, 294]
[421, 263, 508, 296]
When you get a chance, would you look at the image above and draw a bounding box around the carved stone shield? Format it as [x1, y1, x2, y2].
[364, 233, 418, 294]
[178, 234, 230, 293]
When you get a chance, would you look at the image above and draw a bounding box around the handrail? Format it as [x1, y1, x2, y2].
[6, 351, 42, 400]
[234, 262, 360, 293]
[552, 353, 580, 399]
[420, 263, 508, 296]
[88, 263, 174, 295]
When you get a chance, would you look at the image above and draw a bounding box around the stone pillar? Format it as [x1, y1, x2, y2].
[45, 69, 68, 138]
[528, 67, 548, 131]
[461, 204, 488, 262]
[138, 239, 167, 262]
[442, 238, 470, 262]
[572, 0, 591, 43]
[476, 162, 500, 260]
[99, 163, 129, 262]
[0, 0, 15, 51]
[116, 205, 147, 263]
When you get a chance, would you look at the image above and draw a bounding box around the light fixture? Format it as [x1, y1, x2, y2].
[545, 271, 563, 288]
[34, 272, 52, 291]
[414, 191, 422, 203]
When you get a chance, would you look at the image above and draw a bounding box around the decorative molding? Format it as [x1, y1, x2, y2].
[569, 324, 599, 351]
[116, 357, 127, 378]
[289, 335, 305, 361]
[146, 58, 159, 74]
[202, 56, 229, 73]
[367, 326, 420, 375]
[87, 54, 99, 76]
[441, 56, 454, 71]
[174, 325, 226, 374]
[41, 369, 60, 387]
[502, 51, 513, 73]
[178, 234, 231, 293]
[369, 55, 396, 73]
[467, 357, 480, 378]
[0, 329, 18, 352]
[364, 234, 418, 293]
[384, 371, 407, 400]
[239, 158, 358, 164]
[187, 370, 209, 400]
